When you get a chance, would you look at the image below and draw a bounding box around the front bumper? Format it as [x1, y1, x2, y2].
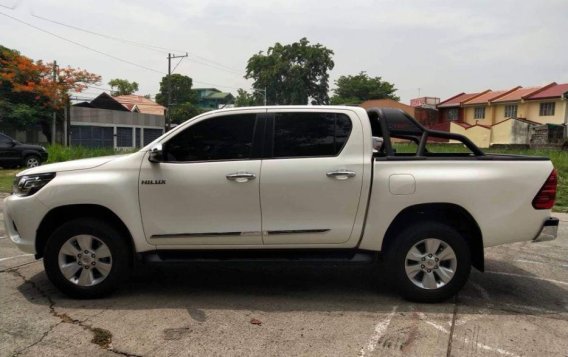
[3, 194, 48, 254]
[533, 217, 559, 242]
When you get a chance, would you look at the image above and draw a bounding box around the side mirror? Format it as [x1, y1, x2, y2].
[148, 144, 164, 163]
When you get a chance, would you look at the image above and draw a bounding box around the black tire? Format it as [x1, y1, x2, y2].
[43, 218, 131, 299]
[384, 222, 471, 303]
[24, 155, 41, 168]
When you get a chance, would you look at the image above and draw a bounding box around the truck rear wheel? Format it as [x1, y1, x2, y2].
[43, 218, 131, 299]
[385, 222, 471, 302]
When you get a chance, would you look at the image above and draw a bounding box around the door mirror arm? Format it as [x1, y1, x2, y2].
[148, 144, 164, 163]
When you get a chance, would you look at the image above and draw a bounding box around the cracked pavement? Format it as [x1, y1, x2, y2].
[1, 193, 568, 356]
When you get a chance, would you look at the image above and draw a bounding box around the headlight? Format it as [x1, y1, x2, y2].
[13, 173, 56, 197]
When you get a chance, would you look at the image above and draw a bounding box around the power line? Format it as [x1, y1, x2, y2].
[188, 57, 243, 75]
[86, 85, 112, 91]
[0, 11, 165, 75]
[0, 3, 16, 10]
[31, 12, 186, 54]
[31, 12, 244, 74]
[0, 11, 246, 93]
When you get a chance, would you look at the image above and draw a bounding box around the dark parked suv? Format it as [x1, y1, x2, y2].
[0, 132, 48, 168]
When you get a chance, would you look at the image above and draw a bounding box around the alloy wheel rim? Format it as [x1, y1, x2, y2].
[404, 238, 457, 290]
[57, 235, 113, 286]
[27, 157, 39, 167]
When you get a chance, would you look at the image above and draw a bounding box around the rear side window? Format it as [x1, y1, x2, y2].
[165, 114, 256, 162]
[273, 112, 352, 158]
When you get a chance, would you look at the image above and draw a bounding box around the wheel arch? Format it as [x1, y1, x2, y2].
[381, 203, 484, 271]
[36, 204, 136, 261]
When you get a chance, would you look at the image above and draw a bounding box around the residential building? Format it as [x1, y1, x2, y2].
[439, 83, 568, 147]
[437, 91, 488, 122]
[70, 93, 165, 149]
[194, 88, 235, 110]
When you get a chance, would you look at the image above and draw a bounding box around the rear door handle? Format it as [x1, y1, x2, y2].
[326, 170, 356, 180]
[226, 172, 256, 183]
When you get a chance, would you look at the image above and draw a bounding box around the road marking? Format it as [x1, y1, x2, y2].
[417, 312, 519, 357]
[514, 259, 568, 268]
[359, 306, 398, 356]
[0, 236, 6, 239]
[0, 254, 34, 262]
[485, 270, 568, 287]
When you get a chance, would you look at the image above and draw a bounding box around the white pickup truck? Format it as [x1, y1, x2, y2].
[3, 106, 559, 302]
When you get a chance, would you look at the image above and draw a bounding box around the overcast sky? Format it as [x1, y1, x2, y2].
[1, 0, 567, 104]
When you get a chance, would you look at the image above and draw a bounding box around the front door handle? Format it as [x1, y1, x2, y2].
[226, 172, 256, 183]
[326, 169, 356, 180]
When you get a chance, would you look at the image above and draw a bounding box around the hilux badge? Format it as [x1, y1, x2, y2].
[141, 179, 166, 185]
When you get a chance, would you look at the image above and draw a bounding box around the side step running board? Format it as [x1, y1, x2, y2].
[140, 249, 377, 264]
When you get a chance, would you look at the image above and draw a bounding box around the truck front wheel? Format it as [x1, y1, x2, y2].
[43, 218, 131, 299]
[385, 222, 471, 302]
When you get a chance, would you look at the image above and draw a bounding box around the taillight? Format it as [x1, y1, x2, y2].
[532, 169, 557, 209]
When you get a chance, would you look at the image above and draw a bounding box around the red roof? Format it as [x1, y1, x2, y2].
[526, 83, 568, 100]
[438, 92, 485, 108]
[492, 86, 548, 103]
[113, 95, 165, 115]
[464, 87, 520, 105]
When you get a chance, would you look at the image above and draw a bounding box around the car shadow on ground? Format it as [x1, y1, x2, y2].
[16, 258, 568, 318]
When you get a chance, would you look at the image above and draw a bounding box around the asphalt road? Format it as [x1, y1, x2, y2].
[1, 193, 567, 357]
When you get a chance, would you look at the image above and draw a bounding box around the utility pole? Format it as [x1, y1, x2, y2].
[51, 60, 58, 145]
[166, 52, 188, 131]
[254, 88, 267, 106]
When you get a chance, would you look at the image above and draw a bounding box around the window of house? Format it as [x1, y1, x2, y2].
[135, 128, 141, 148]
[447, 108, 459, 121]
[272, 112, 352, 158]
[143, 129, 163, 146]
[70, 126, 113, 148]
[504, 105, 518, 118]
[539, 102, 555, 116]
[116, 127, 133, 147]
[164, 114, 256, 162]
[474, 107, 485, 120]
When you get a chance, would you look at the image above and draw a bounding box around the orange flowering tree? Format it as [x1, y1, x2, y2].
[0, 45, 100, 141]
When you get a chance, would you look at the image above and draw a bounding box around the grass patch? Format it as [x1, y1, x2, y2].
[46, 145, 129, 163]
[91, 327, 112, 348]
[0, 169, 18, 193]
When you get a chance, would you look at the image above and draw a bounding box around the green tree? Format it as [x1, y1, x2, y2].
[0, 45, 100, 142]
[234, 88, 259, 107]
[155, 74, 197, 106]
[245, 38, 334, 105]
[330, 72, 399, 105]
[169, 102, 203, 124]
[108, 78, 139, 96]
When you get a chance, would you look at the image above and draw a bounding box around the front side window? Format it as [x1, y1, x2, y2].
[504, 105, 518, 118]
[164, 114, 256, 162]
[539, 102, 555, 116]
[272, 112, 352, 158]
[474, 107, 485, 119]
